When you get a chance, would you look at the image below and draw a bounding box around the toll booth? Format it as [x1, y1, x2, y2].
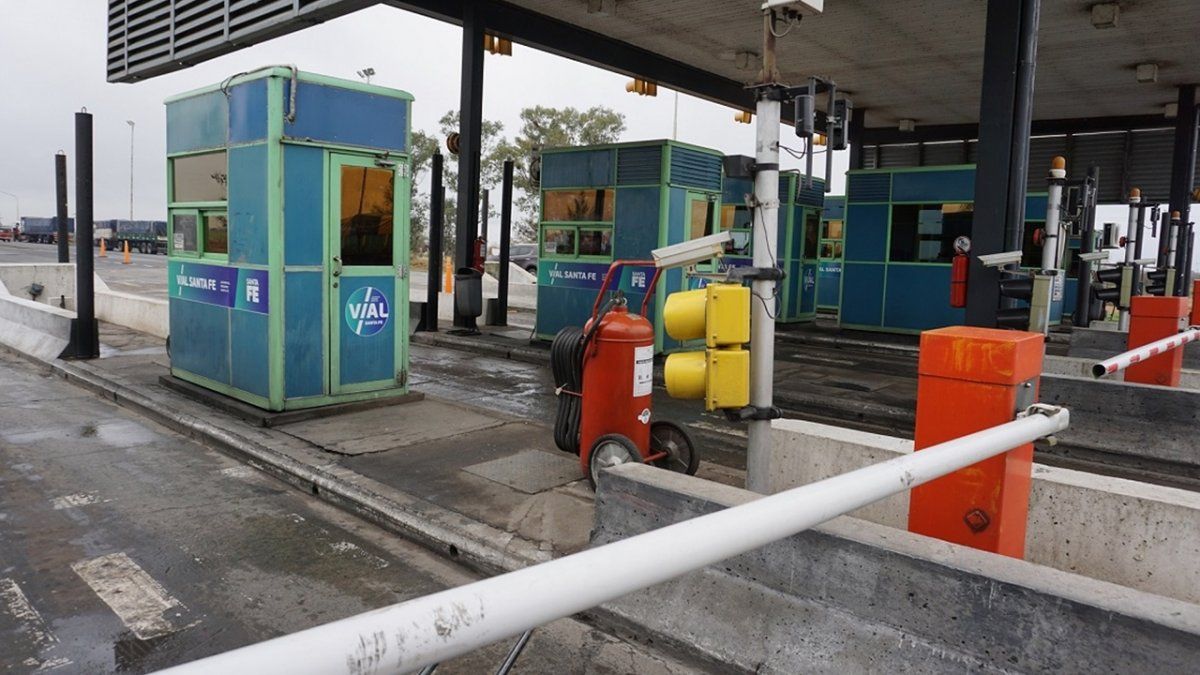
[839, 165, 1048, 333]
[164, 68, 413, 411]
[817, 195, 846, 311]
[533, 140, 725, 352]
[717, 171, 825, 322]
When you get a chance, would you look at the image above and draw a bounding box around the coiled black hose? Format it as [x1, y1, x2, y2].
[550, 296, 621, 455]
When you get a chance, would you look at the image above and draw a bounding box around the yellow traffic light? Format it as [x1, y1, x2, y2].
[625, 78, 658, 96]
[662, 283, 750, 411]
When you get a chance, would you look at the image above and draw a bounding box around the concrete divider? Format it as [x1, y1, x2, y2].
[0, 277, 72, 360]
[1040, 373, 1200, 477]
[92, 276, 168, 339]
[767, 419, 1200, 604]
[0, 262, 75, 305]
[594, 464, 1200, 673]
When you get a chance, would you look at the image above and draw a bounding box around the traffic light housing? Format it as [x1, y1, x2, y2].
[662, 283, 750, 411]
[996, 276, 1033, 330]
[830, 98, 852, 151]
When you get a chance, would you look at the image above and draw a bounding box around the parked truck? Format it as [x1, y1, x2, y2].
[19, 216, 73, 244]
[113, 219, 168, 254]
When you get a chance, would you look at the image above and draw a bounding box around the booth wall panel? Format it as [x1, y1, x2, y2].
[169, 299, 230, 384]
[617, 146, 661, 185]
[229, 144, 270, 265]
[840, 263, 885, 327]
[337, 276, 395, 385]
[669, 147, 721, 191]
[883, 265, 963, 331]
[541, 150, 613, 188]
[823, 196, 846, 221]
[844, 204, 889, 262]
[847, 173, 891, 203]
[800, 261, 818, 315]
[229, 79, 268, 145]
[284, 82, 408, 152]
[284, 271, 325, 398]
[166, 91, 227, 153]
[891, 169, 974, 203]
[613, 187, 660, 259]
[818, 261, 842, 307]
[231, 308, 270, 397]
[283, 144, 325, 266]
[1025, 194, 1048, 219]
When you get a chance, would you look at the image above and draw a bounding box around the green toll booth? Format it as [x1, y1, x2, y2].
[164, 67, 413, 411]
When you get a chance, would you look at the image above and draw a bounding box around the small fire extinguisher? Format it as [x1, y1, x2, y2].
[472, 236, 486, 272]
[950, 235, 971, 308]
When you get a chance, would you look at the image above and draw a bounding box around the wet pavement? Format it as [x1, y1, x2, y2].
[0, 350, 705, 673]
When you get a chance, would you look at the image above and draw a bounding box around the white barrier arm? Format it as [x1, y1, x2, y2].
[158, 407, 1069, 675]
[1091, 327, 1200, 378]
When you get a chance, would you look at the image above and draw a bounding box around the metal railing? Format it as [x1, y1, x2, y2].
[1091, 327, 1200, 378]
[158, 406, 1069, 675]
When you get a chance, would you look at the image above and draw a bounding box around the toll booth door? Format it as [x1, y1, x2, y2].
[328, 153, 409, 395]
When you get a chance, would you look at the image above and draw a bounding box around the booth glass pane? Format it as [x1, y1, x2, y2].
[204, 213, 228, 254]
[172, 151, 228, 203]
[728, 230, 752, 256]
[340, 165, 394, 266]
[721, 204, 751, 230]
[578, 228, 613, 257]
[543, 190, 614, 222]
[889, 203, 973, 263]
[804, 212, 820, 259]
[172, 213, 198, 253]
[823, 219, 844, 239]
[689, 199, 712, 240]
[542, 227, 576, 256]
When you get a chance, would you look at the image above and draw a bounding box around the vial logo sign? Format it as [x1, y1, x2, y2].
[345, 286, 390, 337]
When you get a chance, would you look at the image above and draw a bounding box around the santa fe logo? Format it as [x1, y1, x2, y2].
[345, 286, 390, 337]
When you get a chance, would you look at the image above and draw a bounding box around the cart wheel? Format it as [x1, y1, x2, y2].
[650, 420, 699, 476]
[588, 434, 640, 490]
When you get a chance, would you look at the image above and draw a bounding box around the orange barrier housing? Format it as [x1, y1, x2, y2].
[1191, 280, 1200, 328]
[907, 326, 1044, 559]
[1125, 295, 1188, 387]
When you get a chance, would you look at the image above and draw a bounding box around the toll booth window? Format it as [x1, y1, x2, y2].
[340, 165, 394, 266]
[578, 228, 613, 257]
[204, 213, 229, 255]
[172, 151, 228, 203]
[543, 190, 614, 222]
[819, 241, 843, 259]
[542, 227, 577, 257]
[822, 219, 844, 240]
[889, 203, 973, 263]
[720, 204, 752, 256]
[688, 198, 716, 240]
[803, 212, 820, 260]
[171, 213, 198, 253]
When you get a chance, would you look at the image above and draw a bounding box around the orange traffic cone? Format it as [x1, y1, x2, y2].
[99, 239, 107, 257]
[122, 241, 131, 265]
[443, 256, 453, 293]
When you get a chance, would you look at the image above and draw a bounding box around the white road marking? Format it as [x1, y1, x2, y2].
[50, 492, 100, 510]
[1, 578, 57, 648]
[328, 541, 390, 569]
[71, 552, 183, 640]
[689, 420, 748, 438]
[219, 465, 253, 479]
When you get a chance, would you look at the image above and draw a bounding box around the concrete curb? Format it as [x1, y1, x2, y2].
[7, 345, 550, 579]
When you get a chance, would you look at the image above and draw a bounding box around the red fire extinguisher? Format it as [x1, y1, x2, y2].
[950, 235, 971, 308]
[472, 237, 486, 272]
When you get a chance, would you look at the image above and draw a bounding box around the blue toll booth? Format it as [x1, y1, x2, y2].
[839, 165, 1049, 333]
[164, 67, 413, 411]
[817, 195, 845, 311]
[717, 171, 825, 323]
[533, 140, 725, 353]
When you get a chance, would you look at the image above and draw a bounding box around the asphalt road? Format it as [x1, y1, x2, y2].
[0, 351, 700, 674]
[0, 241, 167, 299]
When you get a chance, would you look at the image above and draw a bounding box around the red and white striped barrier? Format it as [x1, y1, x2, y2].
[1091, 327, 1200, 378]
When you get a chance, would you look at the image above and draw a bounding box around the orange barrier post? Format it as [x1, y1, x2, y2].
[122, 240, 131, 264]
[443, 256, 453, 293]
[1125, 295, 1188, 387]
[907, 326, 1044, 559]
[99, 238, 107, 257]
[1191, 280, 1200, 328]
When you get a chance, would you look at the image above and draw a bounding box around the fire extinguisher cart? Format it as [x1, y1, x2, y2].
[552, 259, 700, 488]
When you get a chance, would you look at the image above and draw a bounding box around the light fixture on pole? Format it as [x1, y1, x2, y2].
[356, 67, 375, 83]
[126, 120, 135, 221]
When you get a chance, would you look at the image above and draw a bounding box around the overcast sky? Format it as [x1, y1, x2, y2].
[0, 1, 848, 241]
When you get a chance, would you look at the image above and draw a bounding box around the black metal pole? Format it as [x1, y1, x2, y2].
[1073, 167, 1099, 327]
[847, 107, 866, 170]
[454, 2, 485, 330]
[55, 152, 69, 263]
[965, 0, 1041, 326]
[1182, 223, 1195, 296]
[64, 111, 98, 359]
[423, 152, 445, 332]
[495, 160, 513, 326]
[1168, 85, 1198, 295]
[1133, 204, 1147, 295]
[480, 188, 489, 246]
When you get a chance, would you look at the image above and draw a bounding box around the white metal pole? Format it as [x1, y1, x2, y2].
[1119, 188, 1141, 330]
[1041, 158, 1065, 271]
[156, 408, 1068, 675]
[126, 120, 135, 221]
[746, 13, 781, 493]
[1092, 327, 1200, 378]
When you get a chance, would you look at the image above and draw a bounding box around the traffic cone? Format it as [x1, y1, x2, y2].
[99, 239, 107, 257]
[122, 241, 131, 265]
[443, 256, 453, 293]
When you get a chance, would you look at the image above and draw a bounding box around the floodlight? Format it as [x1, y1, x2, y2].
[652, 232, 733, 269]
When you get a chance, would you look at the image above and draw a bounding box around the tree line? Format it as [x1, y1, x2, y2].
[406, 105, 625, 255]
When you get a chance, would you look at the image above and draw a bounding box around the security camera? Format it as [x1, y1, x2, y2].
[762, 0, 824, 13]
[1077, 251, 1109, 262]
[651, 232, 733, 270]
[977, 250, 1024, 269]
